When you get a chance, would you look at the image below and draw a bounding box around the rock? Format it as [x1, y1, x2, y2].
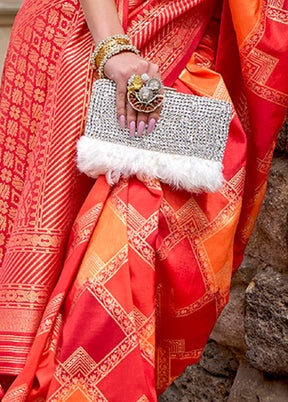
[245, 156, 288, 271]
[210, 285, 246, 351]
[231, 256, 258, 288]
[245, 268, 288, 375]
[158, 341, 238, 402]
[199, 341, 239, 377]
[228, 361, 288, 402]
[175, 366, 233, 402]
[276, 118, 288, 154]
[158, 365, 234, 402]
[158, 383, 181, 402]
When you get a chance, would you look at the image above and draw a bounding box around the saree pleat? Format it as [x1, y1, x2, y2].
[0, 0, 288, 400]
[0, 0, 215, 378]
[218, 0, 288, 270]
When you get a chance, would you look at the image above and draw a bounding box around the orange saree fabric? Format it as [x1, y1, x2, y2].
[0, 0, 216, 378]
[1, 0, 288, 400]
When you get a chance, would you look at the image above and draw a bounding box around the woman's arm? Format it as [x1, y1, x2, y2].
[80, 0, 125, 43]
[79, 0, 161, 137]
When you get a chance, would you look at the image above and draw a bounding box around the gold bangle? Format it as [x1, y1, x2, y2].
[95, 38, 130, 68]
[98, 44, 140, 78]
[91, 34, 131, 70]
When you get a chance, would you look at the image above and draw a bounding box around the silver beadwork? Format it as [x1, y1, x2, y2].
[84, 79, 232, 162]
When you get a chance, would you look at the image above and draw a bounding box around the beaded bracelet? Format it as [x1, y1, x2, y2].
[91, 34, 131, 70]
[95, 38, 130, 68]
[98, 44, 140, 78]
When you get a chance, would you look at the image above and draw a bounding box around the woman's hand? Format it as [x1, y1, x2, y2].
[79, 0, 162, 184]
[104, 52, 162, 137]
[80, 0, 162, 136]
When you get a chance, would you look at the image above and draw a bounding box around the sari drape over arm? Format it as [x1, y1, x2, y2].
[0, 0, 287, 400]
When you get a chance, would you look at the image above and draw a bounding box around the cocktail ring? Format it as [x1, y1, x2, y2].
[127, 74, 164, 113]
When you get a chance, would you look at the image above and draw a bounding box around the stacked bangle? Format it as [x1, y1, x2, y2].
[91, 34, 140, 78]
[98, 44, 139, 78]
[95, 38, 129, 68]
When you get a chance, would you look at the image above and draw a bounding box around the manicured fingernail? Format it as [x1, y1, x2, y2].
[147, 118, 156, 134]
[129, 121, 136, 137]
[137, 121, 146, 137]
[119, 115, 125, 130]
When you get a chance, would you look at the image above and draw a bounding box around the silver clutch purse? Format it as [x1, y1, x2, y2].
[77, 79, 232, 192]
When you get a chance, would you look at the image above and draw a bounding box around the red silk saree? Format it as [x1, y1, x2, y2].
[0, 0, 288, 400]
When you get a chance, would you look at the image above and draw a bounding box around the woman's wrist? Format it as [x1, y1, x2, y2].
[91, 34, 140, 78]
[98, 45, 140, 78]
[94, 35, 131, 68]
[91, 34, 131, 69]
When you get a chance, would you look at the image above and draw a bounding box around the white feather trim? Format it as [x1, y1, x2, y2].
[77, 136, 224, 193]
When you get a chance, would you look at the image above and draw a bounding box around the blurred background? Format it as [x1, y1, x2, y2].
[0, 0, 22, 77]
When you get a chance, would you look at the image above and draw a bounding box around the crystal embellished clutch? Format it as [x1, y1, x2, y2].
[77, 79, 232, 192]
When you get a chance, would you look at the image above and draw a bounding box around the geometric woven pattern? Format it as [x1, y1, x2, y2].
[0, 0, 219, 378]
[2, 0, 288, 400]
[3, 167, 245, 400]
